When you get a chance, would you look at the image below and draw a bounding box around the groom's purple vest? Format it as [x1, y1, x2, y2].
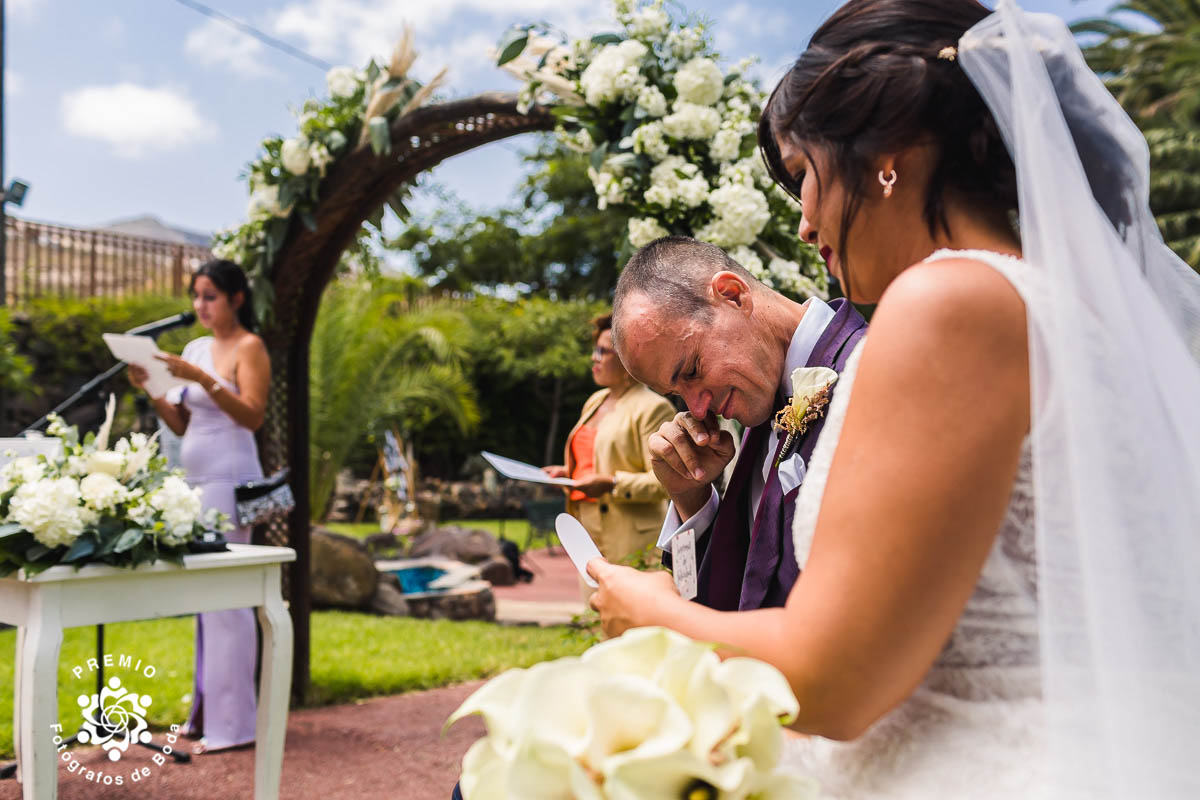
[693, 298, 867, 611]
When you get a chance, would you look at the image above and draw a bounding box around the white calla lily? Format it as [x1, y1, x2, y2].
[788, 366, 838, 416]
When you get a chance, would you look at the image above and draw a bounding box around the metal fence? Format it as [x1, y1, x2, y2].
[2, 216, 212, 306]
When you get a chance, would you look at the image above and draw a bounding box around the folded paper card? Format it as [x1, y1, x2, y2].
[555, 512, 603, 587]
[481, 451, 574, 486]
[102, 334, 189, 399]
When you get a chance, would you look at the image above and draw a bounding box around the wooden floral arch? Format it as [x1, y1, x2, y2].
[254, 93, 553, 700]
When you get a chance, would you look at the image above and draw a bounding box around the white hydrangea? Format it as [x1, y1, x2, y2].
[9, 477, 86, 548]
[579, 40, 648, 105]
[1, 456, 46, 494]
[79, 473, 128, 513]
[85, 450, 124, 479]
[709, 128, 742, 163]
[719, 155, 770, 189]
[126, 499, 157, 529]
[666, 26, 704, 59]
[769, 258, 823, 297]
[662, 101, 721, 140]
[644, 156, 709, 209]
[695, 183, 771, 247]
[150, 476, 203, 545]
[631, 122, 670, 161]
[326, 65, 361, 99]
[635, 84, 668, 118]
[728, 245, 766, 281]
[280, 137, 311, 175]
[588, 167, 631, 210]
[629, 217, 671, 249]
[629, 6, 670, 39]
[674, 58, 724, 106]
[247, 184, 292, 220]
[561, 127, 595, 154]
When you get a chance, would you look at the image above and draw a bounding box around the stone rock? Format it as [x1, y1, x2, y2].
[404, 580, 495, 622]
[478, 556, 515, 587]
[408, 526, 501, 565]
[310, 528, 379, 610]
[370, 580, 410, 616]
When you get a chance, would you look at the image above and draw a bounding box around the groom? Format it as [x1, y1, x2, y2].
[611, 237, 866, 611]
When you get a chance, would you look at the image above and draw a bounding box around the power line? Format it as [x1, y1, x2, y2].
[169, 0, 332, 72]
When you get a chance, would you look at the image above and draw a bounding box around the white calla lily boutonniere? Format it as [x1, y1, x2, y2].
[773, 366, 839, 467]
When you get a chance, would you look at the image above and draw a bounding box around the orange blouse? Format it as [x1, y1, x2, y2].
[568, 424, 598, 503]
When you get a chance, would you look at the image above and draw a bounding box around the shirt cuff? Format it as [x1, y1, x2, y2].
[657, 487, 719, 551]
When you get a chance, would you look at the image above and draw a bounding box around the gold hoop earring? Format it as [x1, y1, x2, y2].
[878, 169, 897, 198]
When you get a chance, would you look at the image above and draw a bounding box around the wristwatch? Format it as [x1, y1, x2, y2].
[208, 381, 224, 395]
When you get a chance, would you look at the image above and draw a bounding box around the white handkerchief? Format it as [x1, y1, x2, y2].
[777, 454, 807, 496]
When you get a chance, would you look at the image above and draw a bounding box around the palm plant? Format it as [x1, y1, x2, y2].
[308, 279, 478, 519]
[1074, 0, 1200, 269]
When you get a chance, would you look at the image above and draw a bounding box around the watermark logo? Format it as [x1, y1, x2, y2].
[77, 676, 153, 761]
[51, 652, 182, 787]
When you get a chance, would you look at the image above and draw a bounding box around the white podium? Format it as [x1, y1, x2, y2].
[0, 543, 296, 800]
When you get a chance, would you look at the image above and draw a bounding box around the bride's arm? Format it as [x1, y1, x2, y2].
[590, 258, 1030, 741]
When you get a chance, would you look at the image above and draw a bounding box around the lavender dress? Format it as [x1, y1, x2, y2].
[171, 336, 263, 749]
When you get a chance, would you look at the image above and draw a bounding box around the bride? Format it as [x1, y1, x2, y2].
[588, 0, 1200, 797]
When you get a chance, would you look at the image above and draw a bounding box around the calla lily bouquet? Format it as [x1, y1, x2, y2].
[447, 627, 818, 800]
[0, 398, 226, 576]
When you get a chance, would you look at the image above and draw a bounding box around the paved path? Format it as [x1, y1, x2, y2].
[492, 545, 587, 625]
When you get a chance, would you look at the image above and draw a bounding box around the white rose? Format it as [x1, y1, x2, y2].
[79, 472, 127, 512]
[85, 450, 124, 478]
[247, 184, 291, 220]
[280, 137, 311, 175]
[9, 477, 86, 548]
[662, 101, 721, 140]
[674, 58, 724, 106]
[326, 65, 360, 99]
[628, 217, 671, 249]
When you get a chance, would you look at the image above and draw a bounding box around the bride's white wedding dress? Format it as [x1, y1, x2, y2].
[783, 249, 1048, 799]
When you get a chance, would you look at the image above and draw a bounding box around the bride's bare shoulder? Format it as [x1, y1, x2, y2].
[872, 255, 1028, 354]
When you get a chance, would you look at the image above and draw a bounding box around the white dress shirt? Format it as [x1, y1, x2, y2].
[658, 297, 836, 551]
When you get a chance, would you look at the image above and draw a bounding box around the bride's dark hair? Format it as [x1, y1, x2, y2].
[759, 0, 1017, 297]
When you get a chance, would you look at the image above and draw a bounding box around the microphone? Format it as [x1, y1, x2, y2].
[125, 311, 197, 338]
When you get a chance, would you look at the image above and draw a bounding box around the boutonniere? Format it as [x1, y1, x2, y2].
[773, 366, 839, 467]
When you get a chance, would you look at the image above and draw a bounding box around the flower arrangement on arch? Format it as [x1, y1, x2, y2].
[447, 626, 818, 799]
[211, 28, 447, 325]
[0, 399, 227, 576]
[495, 0, 827, 300]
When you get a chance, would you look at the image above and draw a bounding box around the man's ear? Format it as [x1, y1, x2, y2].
[710, 271, 751, 310]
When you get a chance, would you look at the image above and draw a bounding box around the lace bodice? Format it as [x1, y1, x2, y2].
[793, 249, 1041, 693]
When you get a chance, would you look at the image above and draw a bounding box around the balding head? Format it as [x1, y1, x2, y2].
[611, 237, 759, 351]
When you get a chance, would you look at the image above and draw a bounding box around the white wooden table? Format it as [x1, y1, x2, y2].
[0, 543, 295, 800]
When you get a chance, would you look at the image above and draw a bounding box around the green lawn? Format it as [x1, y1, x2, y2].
[0, 611, 589, 759]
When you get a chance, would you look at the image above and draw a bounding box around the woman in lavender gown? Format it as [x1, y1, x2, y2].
[131, 259, 270, 754]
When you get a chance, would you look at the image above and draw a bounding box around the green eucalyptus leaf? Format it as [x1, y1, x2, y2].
[366, 205, 385, 232]
[590, 142, 608, 171]
[300, 209, 318, 233]
[368, 116, 391, 156]
[590, 33, 623, 46]
[25, 543, 52, 562]
[113, 528, 144, 554]
[63, 536, 96, 563]
[0, 522, 23, 539]
[496, 27, 530, 66]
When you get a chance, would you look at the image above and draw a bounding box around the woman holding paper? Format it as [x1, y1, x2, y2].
[129, 258, 269, 755]
[543, 314, 675, 575]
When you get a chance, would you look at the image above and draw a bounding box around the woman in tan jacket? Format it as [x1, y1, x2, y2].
[544, 314, 675, 571]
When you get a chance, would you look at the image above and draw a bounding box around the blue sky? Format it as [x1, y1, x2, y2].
[6, 0, 1113, 238]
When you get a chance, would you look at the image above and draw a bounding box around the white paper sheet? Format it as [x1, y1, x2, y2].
[102, 333, 189, 399]
[555, 512, 603, 587]
[480, 451, 574, 486]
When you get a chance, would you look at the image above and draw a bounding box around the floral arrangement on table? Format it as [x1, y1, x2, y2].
[211, 28, 447, 324]
[447, 626, 817, 799]
[495, 0, 827, 300]
[0, 400, 226, 576]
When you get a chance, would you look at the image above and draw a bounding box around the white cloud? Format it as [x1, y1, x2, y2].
[185, 19, 279, 79]
[60, 84, 217, 159]
[271, 0, 597, 72]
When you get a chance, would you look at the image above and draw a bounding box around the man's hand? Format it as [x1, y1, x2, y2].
[648, 411, 736, 517]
